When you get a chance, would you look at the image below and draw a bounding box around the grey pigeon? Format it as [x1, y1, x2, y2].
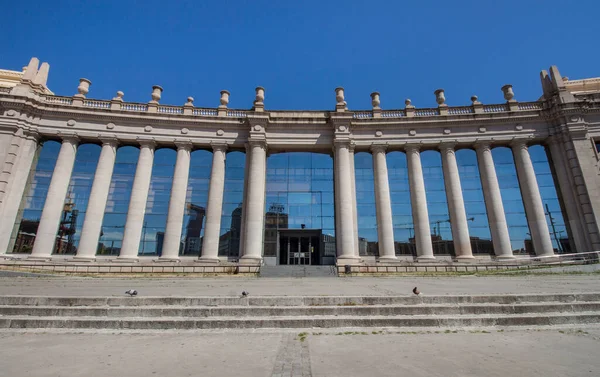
[412, 287, 421, 296]
[241, 291, 249, 298]
[125, 289, 138, 297]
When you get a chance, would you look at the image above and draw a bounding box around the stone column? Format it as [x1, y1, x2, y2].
[159, 141, 192, 261]
[440, 143, 474, 260]
[405, 144, 434, 260]
[75, 138, 118, 260]
[334, 140, 359, 262]
[118, 140, 155, 260]
[348, 143, 359, 257]
[29, 136, 79, 259]
[475, 142, 514, 259]
[0, 132, 39, 254]
[511, 140, 555, 256]
[240, 140, 266, 264]
[371, 144, 397, 261]
[199, 143, 228, 262]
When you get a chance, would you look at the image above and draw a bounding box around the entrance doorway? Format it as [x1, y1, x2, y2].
[278, 229, 321, 265]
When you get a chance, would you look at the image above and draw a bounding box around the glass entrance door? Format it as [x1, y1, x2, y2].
[288, 236, 311, 265]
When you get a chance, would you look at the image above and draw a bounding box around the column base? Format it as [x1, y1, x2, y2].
[196, 257, 219, 264]
[113, 257, 139, 263]
[239, 256, 262, 265]
[71, 257, 96, 262]
[416, 256, 436, 263]
[495, 255, 516, 261]
[336, 256, 363, 266]
[154, 257, 181, 263]
[377, 256, 400, 264]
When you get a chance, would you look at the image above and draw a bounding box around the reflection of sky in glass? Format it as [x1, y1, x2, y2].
[10, 141, 571, 256]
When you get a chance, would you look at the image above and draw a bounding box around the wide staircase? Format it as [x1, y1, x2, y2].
[1, 293, 599, 330]
[259, 265, 338, 278]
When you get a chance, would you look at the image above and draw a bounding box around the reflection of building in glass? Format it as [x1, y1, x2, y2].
[218, 204, 244, 257]
[264, 203, 289, 257]
[183, 203, 205, 255]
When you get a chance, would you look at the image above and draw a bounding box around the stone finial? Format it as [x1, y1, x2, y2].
[185, 96, 194, 106]
[254, 87, 265, 104]
[471, 95, 481, 105]
[405, 99, 413, 108]
[370, 92, 381, 109]
[434, 89, 446, 106]
[112, 91, 124, 101]
[151, 85, 163, 103]
[501, 84, 515, 101]
[76, 78, 91, 98]
[32, 62, 49, 87]
[219, 90, 230, 108]
[335, 87, 345, 105]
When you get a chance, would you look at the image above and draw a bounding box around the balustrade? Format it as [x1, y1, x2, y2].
[518, 102, 543, 110]
[483, 104, 509, 113]
[227, 110, 248, 117]
[447, 106, 474, 115]
[414, 108, 439, 117]
[158, 106, 184, 114]
[381, 110, 405, 117]
[82, 100, 111, 109]
[353, 111, 373, 119]
[193, 108, 218, 116]
[45, 96, 73, 105]
[121, 103, 149, 112]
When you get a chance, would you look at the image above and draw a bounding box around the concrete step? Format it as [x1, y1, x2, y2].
[259, 265, 337, 278]
[2, 293, 599, 307]
[1, 302, 600, 317]
[1, 312, 600, 329]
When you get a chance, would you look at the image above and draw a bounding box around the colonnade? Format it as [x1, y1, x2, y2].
[26, 136, 556, 263]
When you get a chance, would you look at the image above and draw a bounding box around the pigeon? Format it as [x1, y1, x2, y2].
[125, 289, 138, 297]
[241, 291, 249, 298]
[412, 287, 421, 296]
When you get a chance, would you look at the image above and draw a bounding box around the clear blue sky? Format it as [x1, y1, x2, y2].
[3, 0, 599, 110]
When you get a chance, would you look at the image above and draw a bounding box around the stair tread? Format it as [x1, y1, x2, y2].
[1, 302, 600, 309]
[3, 312, 600, 320]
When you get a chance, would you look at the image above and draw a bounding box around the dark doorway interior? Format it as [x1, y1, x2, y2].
[278, 229, 322, 265]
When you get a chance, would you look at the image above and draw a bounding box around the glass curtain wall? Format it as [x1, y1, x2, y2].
[354, 152, 378, 256]
[139, 148, 176, 256]
[98, 146, 139, 255]
[530, 145, 570, 253]
[493, 147, 530, 255]
[387, 152, 415, 256]
[455, 149, 494, 255]
[11, 141, 59, 253]
[265, 152, 335, 263]
[218, 151, 246, 258]
[421, 150, 453, 256]
[181, 149, 212, 256]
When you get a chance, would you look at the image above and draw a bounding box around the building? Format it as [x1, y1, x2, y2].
[1, 57, 600, 269]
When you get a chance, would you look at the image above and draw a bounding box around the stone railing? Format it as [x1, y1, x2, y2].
[483, 104, 509, 113]
[415, 108, 439, 117]
[227, 110, 248, 117]
[447, 106, 474, 115]
[158, 105, 184, 114]
[18, 94, 553, 120]
[82, 99, 111, 109]
[121, 103, 149, 112]
[0, 87, 11, 93]
[193, 108, 218, 116]
[45, 96, 73, 105]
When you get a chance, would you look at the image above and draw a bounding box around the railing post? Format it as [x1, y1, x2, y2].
[371, 92, 381, 118]
[404, 99, 415, 117]
[218, 90, 229, 117]
[435, 89, 448, 115]
[147, 85, 162, 113]
[72, 78, 90, 106]
[471, 95, 484, 114]
[110, 91, 123, 110]
[183, 97, 194, 115]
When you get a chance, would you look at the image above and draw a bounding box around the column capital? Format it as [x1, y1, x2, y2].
[248, 139, 267, 151]
[58, 132, 79, 145]
[439, 141, 457, 154]
[137, 137, 156, 149]
[473, 139, 492, 152]
[99, 135, 119, 147]
[211, 142, 228, 153]
[370, 143, 388, 154]
[348, 141, 356, 153]
[404, 143, 421, 154]
[174, 139, 193, 151]
[509, 138, 529, 150]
